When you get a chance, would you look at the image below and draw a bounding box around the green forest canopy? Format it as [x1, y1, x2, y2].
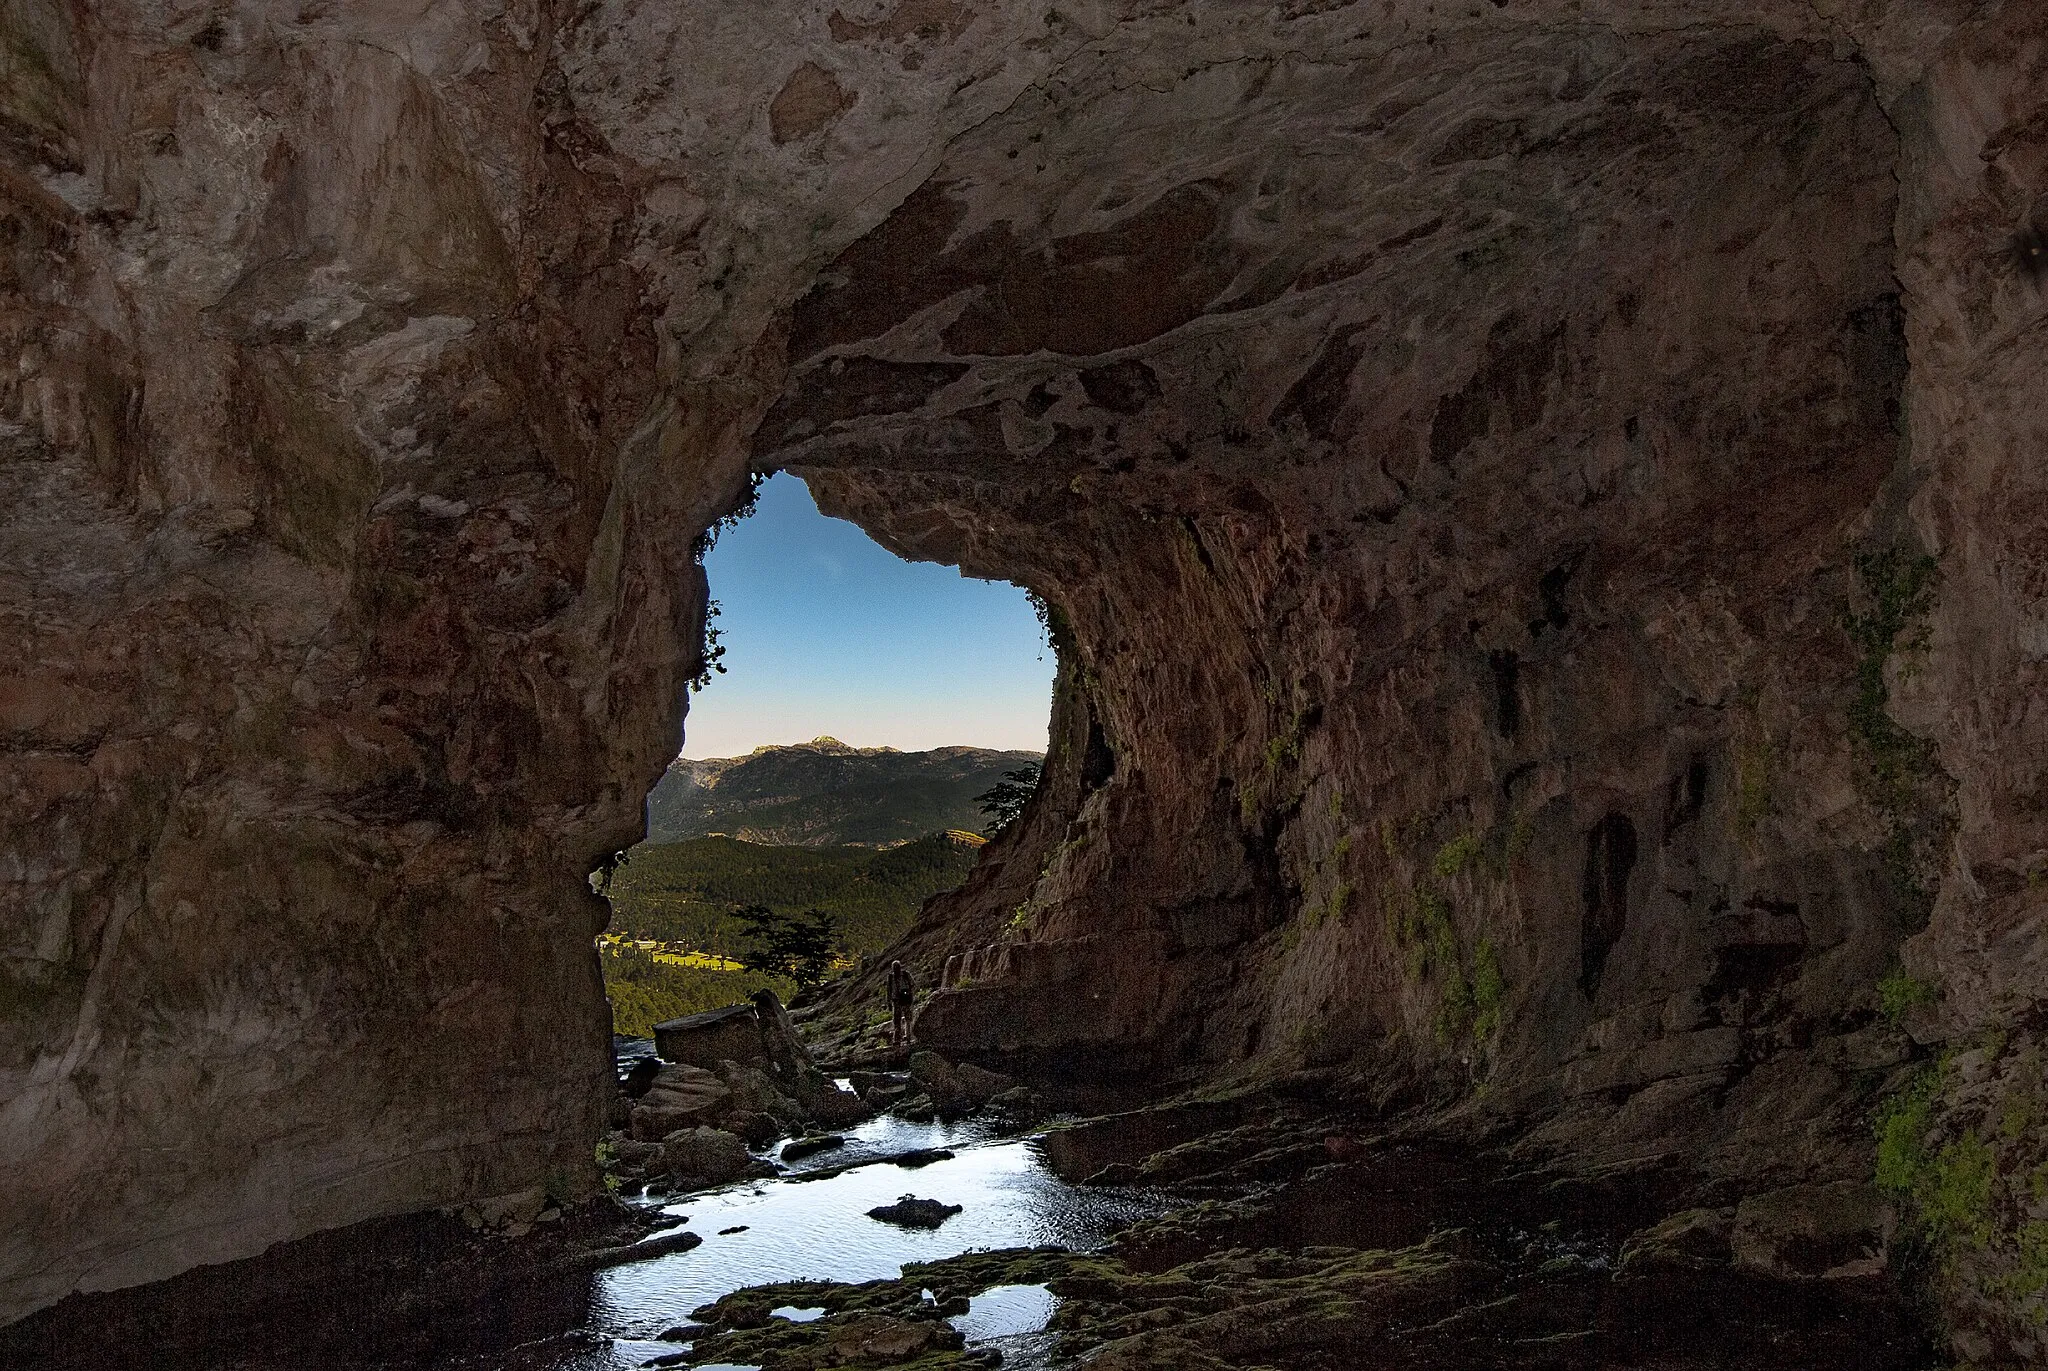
[603, 830, 983, 960]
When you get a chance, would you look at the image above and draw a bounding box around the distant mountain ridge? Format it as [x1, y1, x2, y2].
[644, 737, 1042, 847]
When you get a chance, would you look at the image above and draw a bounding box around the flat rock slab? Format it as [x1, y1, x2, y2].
[780, 1134, 847, 1162]
[788, 1147, 956, 1183]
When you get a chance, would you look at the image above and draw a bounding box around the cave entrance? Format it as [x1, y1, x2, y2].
[597, 473, 1053, 1040]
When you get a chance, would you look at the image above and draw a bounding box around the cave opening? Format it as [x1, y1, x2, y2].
[595, 472, 1055, 1041]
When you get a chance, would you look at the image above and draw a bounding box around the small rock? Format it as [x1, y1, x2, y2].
[583, 1229, 703, 1269]
[718, 1225, 749, 1235]
[867, 1194, 963, 1229]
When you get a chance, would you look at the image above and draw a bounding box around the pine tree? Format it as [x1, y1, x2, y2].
[974, 762, 1043, 833]
[732, 905, 840, 992]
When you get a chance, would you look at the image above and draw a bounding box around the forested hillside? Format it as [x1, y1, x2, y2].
[646, 737, 1040, 846]
[604, 830, 985, 961]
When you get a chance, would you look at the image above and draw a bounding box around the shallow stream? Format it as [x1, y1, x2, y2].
[560, 1108, 1171, 1369]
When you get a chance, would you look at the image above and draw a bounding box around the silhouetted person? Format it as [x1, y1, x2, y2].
[887, 960, 916, 1049]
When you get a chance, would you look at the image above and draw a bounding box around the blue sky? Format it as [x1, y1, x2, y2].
[678, 474, 1055, 759]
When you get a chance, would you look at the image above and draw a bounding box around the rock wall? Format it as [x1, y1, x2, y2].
[3, 0, 2046, 1353]
[0, 0, 691, 1323]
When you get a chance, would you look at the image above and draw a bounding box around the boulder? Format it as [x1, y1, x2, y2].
[629, 1064, 734, 1141]
[750, 988, 817, 1078]
[718, 1064, 806, 1127]
[620, 1056, 663, 1099]
[863, 1081, 912, 1109]
[866, 1195, 964, 1229]
[723, 1109, 785, 1148]
[1731, 1181, 1890, 1280]
[652, 1062, 728, 1092]
[909, 1051, 978, 1119]
[955, 1062, 1015, 1104]
[1617, 1207, 1735, 1275]
[792, 1068, 872, 1128]
[611, 1138, 663, 1168]
[908, 1050, 961, 1100]
[659, 1127, 757, 1188]
[655, 1003, 773, 1072]
[908, 1050, 1012, 1118]
[988, 1084, 1045, 1124]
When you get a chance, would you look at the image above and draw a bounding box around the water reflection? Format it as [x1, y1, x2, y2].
[557, 1112, 1168, 1369]
[952, 1284, 1062, 1369]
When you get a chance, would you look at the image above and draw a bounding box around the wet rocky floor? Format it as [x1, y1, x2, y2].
[0, 1072, 1942, 1371]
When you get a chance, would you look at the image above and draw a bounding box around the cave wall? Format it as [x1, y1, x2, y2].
[3, 0, 2046, 1350]
[0, 0, 694, 1323]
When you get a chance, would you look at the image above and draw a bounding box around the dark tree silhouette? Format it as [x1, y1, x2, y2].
[974, 762, 1043, 834]
[733, 904, 840, 992]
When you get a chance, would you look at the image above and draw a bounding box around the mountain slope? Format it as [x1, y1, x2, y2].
[645, 737, 1041, 846]
[605, 830, 987, 958]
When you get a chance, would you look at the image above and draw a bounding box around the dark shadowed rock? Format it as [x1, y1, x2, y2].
[1617, 1208, 1737, 1276]
[1732, 1183, 1890, 1281]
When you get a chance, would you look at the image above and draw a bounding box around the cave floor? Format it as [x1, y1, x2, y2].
[0, 1083, 1937, 1370]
